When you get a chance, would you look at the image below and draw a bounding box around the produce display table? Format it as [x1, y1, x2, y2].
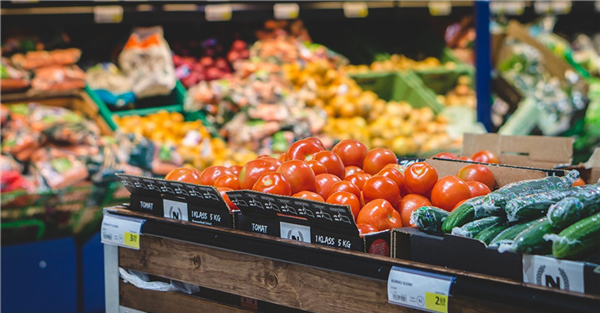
[103, 206, 600, 313]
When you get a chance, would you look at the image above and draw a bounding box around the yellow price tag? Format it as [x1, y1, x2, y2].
[425, 292, 448, 313]
[124, 232, 140, 249]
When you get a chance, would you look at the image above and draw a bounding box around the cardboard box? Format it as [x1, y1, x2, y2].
[117, 174, 234, 228]
[228, 190, 391, 256]
[562, 148, 600, 184]
[392, 228, 600, 295]
[461, 133, 573, 169]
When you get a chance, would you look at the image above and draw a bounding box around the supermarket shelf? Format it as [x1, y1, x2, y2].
[105, 207, 600, 313]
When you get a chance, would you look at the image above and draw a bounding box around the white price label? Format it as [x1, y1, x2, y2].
[551, 1, 571, 14]
[343, 2, 368, 18]
[534, 1, 551, 14]
[596, 1, 600, 13]
[428, 1, 452, 16]
[490, 1, 525, 15]
[388, 267, 454, 313]
[523, 255, 584, 293]
[274, 3, 299, 20]
[93, 5, 123, 23]
[101, 213, 144, 250]
[163, 199, 189, 221]
[205, 4, 232, 21]
[280, 222, 311, 243]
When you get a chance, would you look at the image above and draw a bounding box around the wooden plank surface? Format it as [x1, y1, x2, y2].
[120, 281, 253, 313]
[119, 235, 539, 313]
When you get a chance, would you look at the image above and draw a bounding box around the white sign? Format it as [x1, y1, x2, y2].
[490, 1, 525, 15]
[93, 5, 123, 23]
[343, 2, 368, 18]
[274, 3, 299, 20]
[205, 4, 232, 21]
[163, 199, 189, 221]
[101, 213, 144, 250]
[388, 267, 454, 313]
[280, 222, 311, 243]
[523, 255, 584, 293]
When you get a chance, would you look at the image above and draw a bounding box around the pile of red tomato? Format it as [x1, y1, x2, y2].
[164, 137, 499, 235]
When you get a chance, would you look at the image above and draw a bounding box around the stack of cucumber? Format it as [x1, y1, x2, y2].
[411, 171, 600, 260]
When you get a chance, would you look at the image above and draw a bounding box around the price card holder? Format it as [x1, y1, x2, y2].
[93, 5, 123, 23]
[428, 1, 452, 16]
[274, 3, 299, 20]
[101, 213, 145, 250]
[280, 222, 311, 243]
[205, 4, 232, 21]
[523, 255, 585, 293]
[343, 2, 368, 18]
[490, 1, 525, 15]
[388, 267, 455, 313]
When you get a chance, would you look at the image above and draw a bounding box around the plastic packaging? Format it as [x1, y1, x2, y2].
[119, 268, 200, 294]
[547, 184, 600, 228]
[504, 185, 587, 222]
[410, 206, 449, 234]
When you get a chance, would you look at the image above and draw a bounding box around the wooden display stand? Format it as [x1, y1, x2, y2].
[104, 207, 600, 313]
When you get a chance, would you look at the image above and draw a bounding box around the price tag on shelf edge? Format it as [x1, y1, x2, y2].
[522, 255, 584, 293]
[428, 1, 452, 16]
[274, 3, 299, 20]
[93, 5, 124, 23]
[343, 2, 368, 18]
[490, 1, 525, 16]
[205, 4, 232, 21]
[101, 213, 145, 250]
[388, 267, 455, 313]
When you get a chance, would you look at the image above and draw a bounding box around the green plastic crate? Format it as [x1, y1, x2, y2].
[350, 71, 444, 113]
[413, 64, 475, 96]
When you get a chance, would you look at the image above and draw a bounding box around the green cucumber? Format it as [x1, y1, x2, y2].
[547, 184, 600, 228]
[410, 206, 449, 235]
[483, 171, 579, 209]
[547, 212, 600, 259]
[490, 219, 540, 245]
[441, 196, 486, 233]
[451, 216, 503, 238]
[511, 218, 561, 255]
[474, 224, 509, 245]
[504, 186, 585, 222]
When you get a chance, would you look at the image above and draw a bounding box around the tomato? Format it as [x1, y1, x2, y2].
[199, 166, 232, 186]
[362, 176, 401, 209]
[344, 166, 364, 177]
[357, 199, 402, 231]
[363, 148, 398, 175]
[331, 139, 368, 167]
[293, 191, 324, 202]
[456, 164, 496, 190]
[399, 194, 431, 227]
[239, 159, 278, 190]
[356, 223, 378, 235]
[305, 137, 325, 148]
[404, 162, 438, 196]
[164, 167, 202, 184]
[228, 165, 242, 176]
[457, 156, 474, 162]
[328, 181, 361, 200]
[383, 163, 406, 174]
[315, 173, 342, 199]
[312, 151, 345, 179]
[257, 155, 282, 168]
[285, 139, 324, 161]
[217, 187, 238, 212]
[471, 150, 500, 164]
[327, 191, 361, 220]
[252, 172, 292, 196]
[277, 160, 317, 194]
[466, 181, 492, 197]
[431, 176, 472, 212]
[278, 153, 286, 162]
[344, 173, 372, 190]
[214, 174, 240, 190]
[432, 152, 457, 160]
[306, 160, 328, 176]
[376, 168, 407, 196]
[573, 177, 586, 187]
